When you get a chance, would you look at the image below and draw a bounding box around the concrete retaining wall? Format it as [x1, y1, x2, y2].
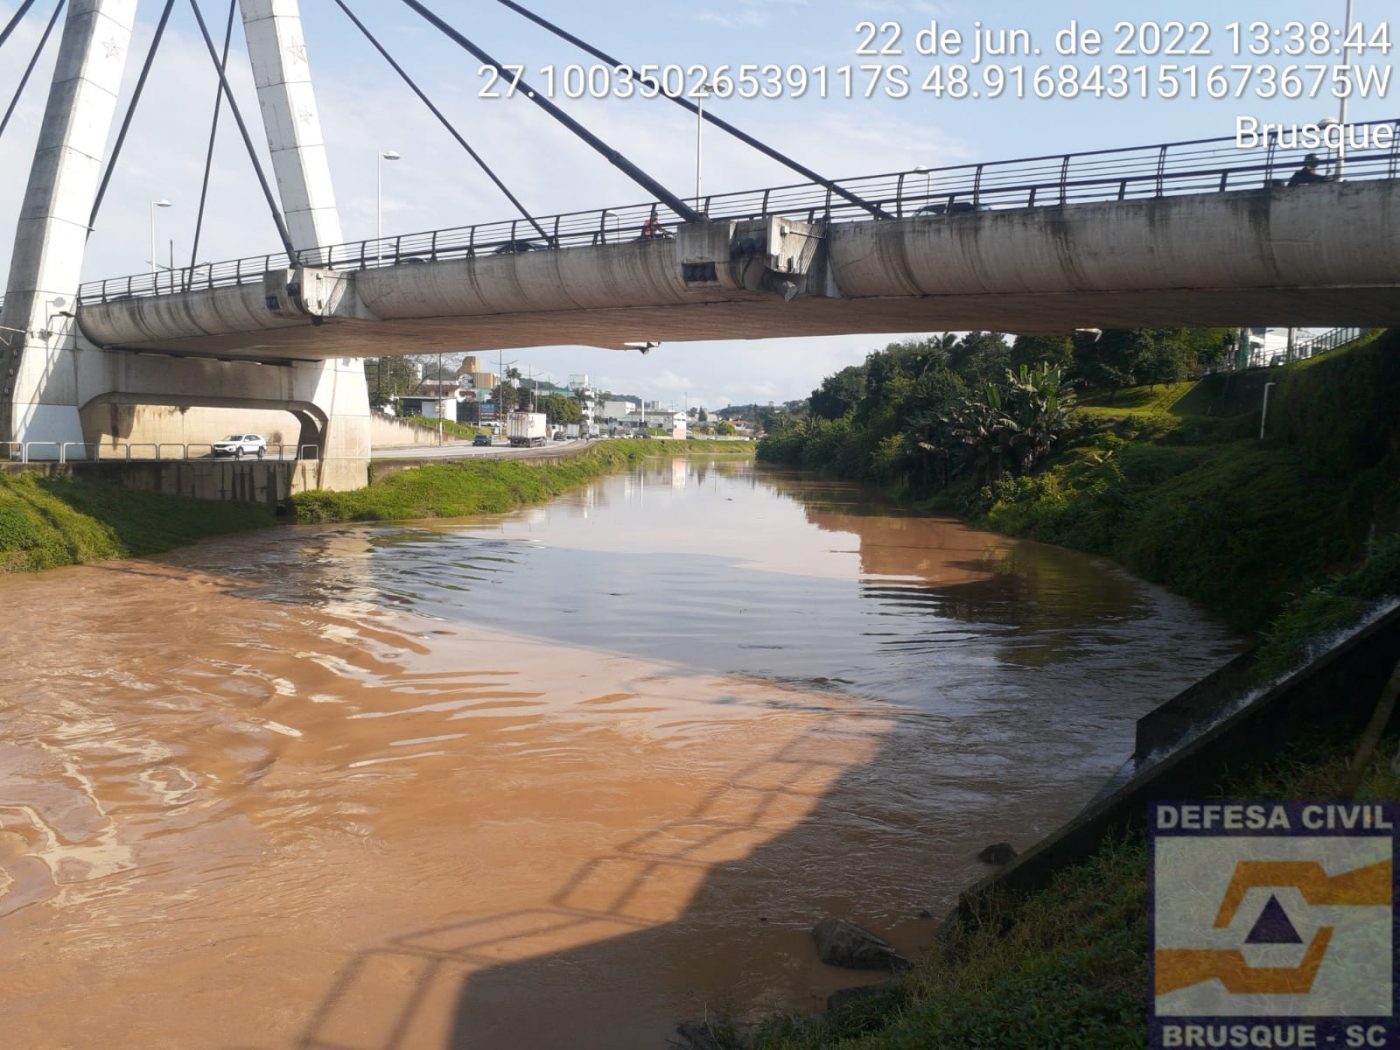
[958, 604, 1400, 912]
[370, 415, 445, 448]
[2, 459, 309, 507]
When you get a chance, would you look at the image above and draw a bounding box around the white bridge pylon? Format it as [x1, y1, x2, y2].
[0, 0, 370, 489]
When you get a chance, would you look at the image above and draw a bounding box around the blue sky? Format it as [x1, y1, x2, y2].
[0, 0, 1394, 408]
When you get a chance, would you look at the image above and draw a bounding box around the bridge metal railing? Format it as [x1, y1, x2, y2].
[77, 117, 1400, 305]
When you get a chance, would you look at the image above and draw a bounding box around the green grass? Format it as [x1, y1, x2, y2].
[0, 471, 274, 573]
[1074, 381, 1197, 421]
[291, 439, 752, 523]
[749, 732, 1400, 1050]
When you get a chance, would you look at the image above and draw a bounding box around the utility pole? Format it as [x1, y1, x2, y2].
[1338, 0, 1355, 179]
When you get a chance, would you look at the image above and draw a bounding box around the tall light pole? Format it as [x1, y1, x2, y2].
[693, 79, 717, 212]
[377, 150, 401, 266]
[1337, 0, 1356, 179]
[149, 199, 171, 274]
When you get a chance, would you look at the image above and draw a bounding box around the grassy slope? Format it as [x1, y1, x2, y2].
[0, 472, 274, 572]
[752, 733, 1399, 1050]
[290, 439, 753, 523]
[977, 333, 1400, 634]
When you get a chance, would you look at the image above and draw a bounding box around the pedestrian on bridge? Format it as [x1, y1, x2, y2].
[641, 207, 666, 239]
[1289, 153, 1330, 186]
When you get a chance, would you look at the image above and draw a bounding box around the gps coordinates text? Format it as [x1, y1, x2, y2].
[478, 18, 1393, 105]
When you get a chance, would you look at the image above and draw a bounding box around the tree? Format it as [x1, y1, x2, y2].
[936, 363, 1077, 485]
[1010, 334, 1074, 372]
[810, 365, 866, 420]
[698, 406, 708, 423]
[716, 420, 737, 436]
[537, 393, 583, 425]
[368, 356, 419, 408]
[413, 354, 463, 382]
[1073, 328, 1235, 389]
[494, 381, 518, 416]
[947, 331, 1012, 388]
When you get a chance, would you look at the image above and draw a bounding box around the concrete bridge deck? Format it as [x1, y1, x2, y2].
[72, 178, 1400, 363]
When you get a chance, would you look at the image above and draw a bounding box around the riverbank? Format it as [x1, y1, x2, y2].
[745, 726, 1398, 1050]
[0, 440, 753, 573]
[0, 471, 274, 573]
[290, 439, 752, 522]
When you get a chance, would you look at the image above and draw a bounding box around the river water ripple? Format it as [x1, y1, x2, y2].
[0, 459, 1237, 1048]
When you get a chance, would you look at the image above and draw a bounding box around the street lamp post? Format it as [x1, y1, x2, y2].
[693, 80, 715, 212]
[377, 150, 401, 266]
[149, 199, 171, 275]
[1337, 0, 1356, 179]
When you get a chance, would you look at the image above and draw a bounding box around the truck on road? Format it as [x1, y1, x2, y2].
[507, 411, 549, 448]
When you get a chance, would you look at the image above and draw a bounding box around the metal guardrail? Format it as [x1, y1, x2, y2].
[77, 118, 1400, 306]
[1242, 326, 1379, 369]
[1292, 326, 1378, 358]
[2, 441, 311, 464]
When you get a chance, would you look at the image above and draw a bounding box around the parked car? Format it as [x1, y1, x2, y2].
[917, 201, 992, 216]
[473, 433, 493, 447]
[212, 434, 267, 459]
[493, 240, 548, 254]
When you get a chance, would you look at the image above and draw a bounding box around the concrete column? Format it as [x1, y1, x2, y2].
[239, 0, 369, 489]
[0, 1, 139, 452]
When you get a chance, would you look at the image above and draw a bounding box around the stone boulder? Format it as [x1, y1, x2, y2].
[810, 918, 911, 972]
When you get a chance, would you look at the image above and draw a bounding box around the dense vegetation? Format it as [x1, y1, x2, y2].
[760, 329, 1234, 496]
[0, 472, 273, 572]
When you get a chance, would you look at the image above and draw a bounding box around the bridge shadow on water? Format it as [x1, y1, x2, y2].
[286, 703, 971, 1050]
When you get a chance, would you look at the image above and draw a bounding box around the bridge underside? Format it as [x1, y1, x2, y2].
[75, 287, 1400, 363]
[76, 181, 1400, 362]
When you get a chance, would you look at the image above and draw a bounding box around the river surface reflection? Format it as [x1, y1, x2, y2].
[0, 459, 1237, 1049]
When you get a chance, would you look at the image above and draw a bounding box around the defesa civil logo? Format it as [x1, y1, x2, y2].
[1150, 802, 1397, 1050]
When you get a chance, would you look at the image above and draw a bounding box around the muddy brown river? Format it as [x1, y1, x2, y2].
[0, 459, 1237, 1049]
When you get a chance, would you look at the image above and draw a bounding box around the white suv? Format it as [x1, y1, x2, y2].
[212, 434, 267, 459]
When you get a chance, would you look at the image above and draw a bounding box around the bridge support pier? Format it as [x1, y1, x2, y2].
[1, 0, 369, 490]
[0, 0, 138, 454]
[76, 352, 369, 491]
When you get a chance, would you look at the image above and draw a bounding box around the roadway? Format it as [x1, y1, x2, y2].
[373, 438, 591, 462]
